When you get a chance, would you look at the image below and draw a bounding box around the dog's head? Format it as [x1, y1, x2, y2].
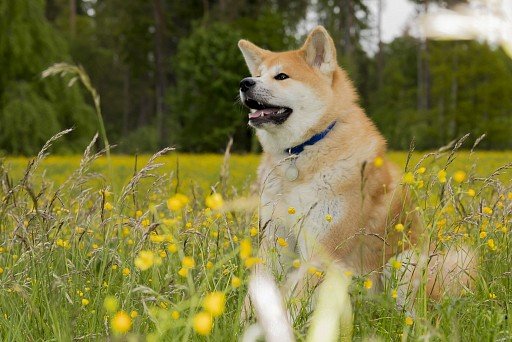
[238, 26, 341, 152]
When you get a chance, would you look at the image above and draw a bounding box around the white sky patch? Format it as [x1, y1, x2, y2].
[299, 0, 419, 55]
[379, 0, 417, 43]
[362, 0, 418, 55]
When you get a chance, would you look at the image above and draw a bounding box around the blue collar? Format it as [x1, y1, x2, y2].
[286, 121, 337, 155]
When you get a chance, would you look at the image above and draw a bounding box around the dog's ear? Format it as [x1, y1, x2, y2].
[301, 26, 337, 75]
[238, 40, 270, 75]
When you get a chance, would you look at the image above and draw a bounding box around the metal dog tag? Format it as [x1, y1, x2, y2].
[285, 160, 299, 181]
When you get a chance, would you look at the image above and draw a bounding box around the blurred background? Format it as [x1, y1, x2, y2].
[1, 0, 511, 155]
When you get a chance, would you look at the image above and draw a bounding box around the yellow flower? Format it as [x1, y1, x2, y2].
[287, 207, 296, 215]
[489, 292, 497, 299]
[167, 244, 178, 253]
[130, 310, 138, 318]
[193, 311, 213, 336]
[487, 239, 497, 251]
[206, 261, 214, 269]
[0, 267, 3, 275]
[178, 268, 188, 277]
[453, 170, 466, 183]
[103, 296, 118, 312]
[81, 298, 90, 306]
[508, 192, 512, 200]
[479, 231, 487, 239]
[467, 189, 476, 197]
[122, 268, 131, 276]
[373, 156, 384, 167]
[231, 276, 241, 288]
[391, 259, 402, 270]
[104, 202, 114, 211]
[171, 310, 180, 319]
[325, 214, 332, 222]
[203, 292, 226, 317]
[292, 259, 301, 268]
[135, 210, 143, 218]
[402, 172, 415, 185]
[483, 207, 493, 215]
[276, 237, 288, 247]
[391, 289, 398, 299]
[416, 166, 426, 174]
[250, 227, 258, 237]
[405, 316, 414, 326]
[149, 233, 165, 243]
[363, 279, 373, 289]
[240, 238, 252, 260]
[182, 256, 195, 269]
[395, 223, 404, 232]
[122, 227, 130, 237]
[167, 198, 183, 211]
[134, 250, 155, 271]
[437, 169, 447, 183]
[244, 257, 263, 268]
[205, 193, 224, 210]
[111, 311, 132, 334]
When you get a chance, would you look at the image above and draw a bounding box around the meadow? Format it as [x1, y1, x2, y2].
[0, 140, 511, 341]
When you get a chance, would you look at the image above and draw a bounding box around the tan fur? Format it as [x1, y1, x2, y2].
[239, 26, 475, 307]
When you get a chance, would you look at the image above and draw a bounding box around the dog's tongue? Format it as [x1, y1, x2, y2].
[248, 108, 277, 119]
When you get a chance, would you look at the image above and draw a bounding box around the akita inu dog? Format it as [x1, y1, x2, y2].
[238, 26, 475, 308]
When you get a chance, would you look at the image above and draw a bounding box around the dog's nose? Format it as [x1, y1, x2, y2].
[240, 78, 256, 92]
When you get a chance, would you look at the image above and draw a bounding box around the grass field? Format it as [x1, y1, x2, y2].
[0, 147, 511, 341]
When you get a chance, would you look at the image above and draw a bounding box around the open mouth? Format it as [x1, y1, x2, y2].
[244, 98, 292, 126]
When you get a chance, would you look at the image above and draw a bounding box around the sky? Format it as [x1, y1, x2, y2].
[363, 0, 418, 55]
[378, 0, 417, 43]
[300, 0, 420, 55]
[367, 0, 512, 55]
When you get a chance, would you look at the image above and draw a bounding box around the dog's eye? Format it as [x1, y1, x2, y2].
[274, 73, 289, 81]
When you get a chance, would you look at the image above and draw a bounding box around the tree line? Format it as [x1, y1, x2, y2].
[1, 0, 511, 155]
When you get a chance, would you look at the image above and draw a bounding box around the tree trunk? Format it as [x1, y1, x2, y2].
[449, 47, 458, 138]
[377, 0, 384, 88]
[153, 0, 167, 145]
[344, 0, 354, 56]
[69, 0, 76, 36]
[417, 0, 431, 111]
[122, 68, 130, 136]
[424, 0, 431, 110]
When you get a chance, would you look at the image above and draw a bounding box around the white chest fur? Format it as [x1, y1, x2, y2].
[259, 158, 344, 261]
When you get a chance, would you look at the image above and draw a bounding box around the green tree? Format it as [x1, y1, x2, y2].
[428, 41, 512, 149]
[168, 22, 247, 152]
[0, 0, 94, 155]
[369, 37, 512, 150]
